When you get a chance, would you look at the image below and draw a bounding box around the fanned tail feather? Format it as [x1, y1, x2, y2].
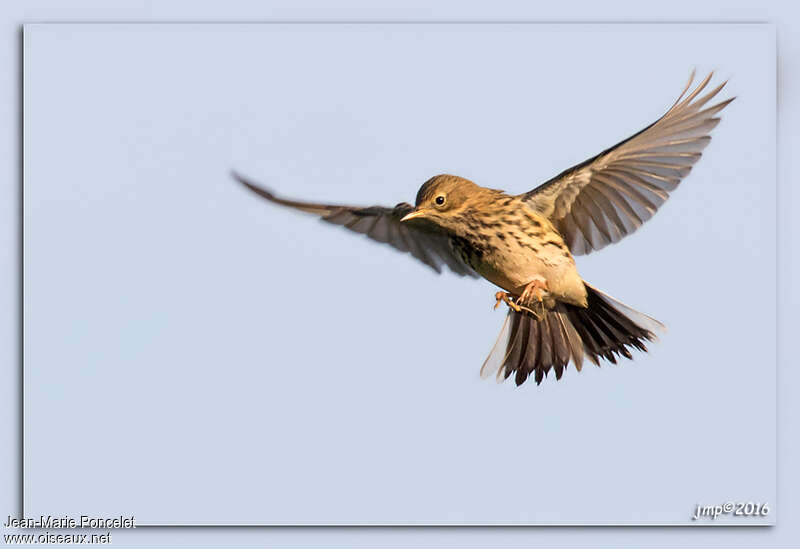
[480, 283, 664, 386]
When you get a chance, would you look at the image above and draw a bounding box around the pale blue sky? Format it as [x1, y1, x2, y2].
[23, 23, 774, 525]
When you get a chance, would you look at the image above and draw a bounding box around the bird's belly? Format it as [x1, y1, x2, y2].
[474, 241, 587, 307]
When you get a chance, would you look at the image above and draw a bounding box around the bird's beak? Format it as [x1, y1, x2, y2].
[400, 209, 427, 222]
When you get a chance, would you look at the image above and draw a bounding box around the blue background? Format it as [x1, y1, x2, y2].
[22, 23, 774, 525]
[1, 1, 796, 547]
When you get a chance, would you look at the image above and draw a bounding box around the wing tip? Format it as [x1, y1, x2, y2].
[230, 169, 249, 185]
[230, 170, 278, 201]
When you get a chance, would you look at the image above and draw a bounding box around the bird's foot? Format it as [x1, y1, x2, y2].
[519, 277, 549, 307]
[494, 291, 538, 316]
[494, 291, 521, 312]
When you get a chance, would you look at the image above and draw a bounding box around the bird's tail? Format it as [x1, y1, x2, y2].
[480, 283, 664, 386]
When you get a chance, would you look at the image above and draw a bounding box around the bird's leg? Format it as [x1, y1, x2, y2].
[518, 276, 549, 307]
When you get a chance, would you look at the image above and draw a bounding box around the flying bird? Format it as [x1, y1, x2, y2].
[234, 71, 733, 387]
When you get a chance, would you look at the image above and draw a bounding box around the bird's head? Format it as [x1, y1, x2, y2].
[401, 174, 490, 232]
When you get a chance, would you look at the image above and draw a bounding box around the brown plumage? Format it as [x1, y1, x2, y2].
[234, 71, 733, 387]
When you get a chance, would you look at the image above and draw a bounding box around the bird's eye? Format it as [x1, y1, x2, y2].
[435, 195, 446, 206]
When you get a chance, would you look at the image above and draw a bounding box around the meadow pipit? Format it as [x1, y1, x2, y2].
[234, 71, 733, 387]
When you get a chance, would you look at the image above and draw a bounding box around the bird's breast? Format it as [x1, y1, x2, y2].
[449, 204, 586, 306]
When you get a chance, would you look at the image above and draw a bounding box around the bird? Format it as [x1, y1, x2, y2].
[233, 71, 733, 387]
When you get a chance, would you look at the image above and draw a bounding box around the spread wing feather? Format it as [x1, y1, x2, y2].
[523, 71, 734, 255]
[233, 172, 477, 277]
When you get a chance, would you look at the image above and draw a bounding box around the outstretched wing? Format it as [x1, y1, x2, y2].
[523, 71, 735, 255]
[233, 172, 478, 277]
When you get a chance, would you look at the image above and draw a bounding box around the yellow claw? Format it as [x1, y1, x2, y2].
[494, 291, 539, 315]
[494, 291, 520, 312]
[519, 277, 549, 306]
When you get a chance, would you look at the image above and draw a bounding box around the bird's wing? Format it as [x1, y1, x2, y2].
[522, 71, 734, 255]
[233, 172, 478, 277]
